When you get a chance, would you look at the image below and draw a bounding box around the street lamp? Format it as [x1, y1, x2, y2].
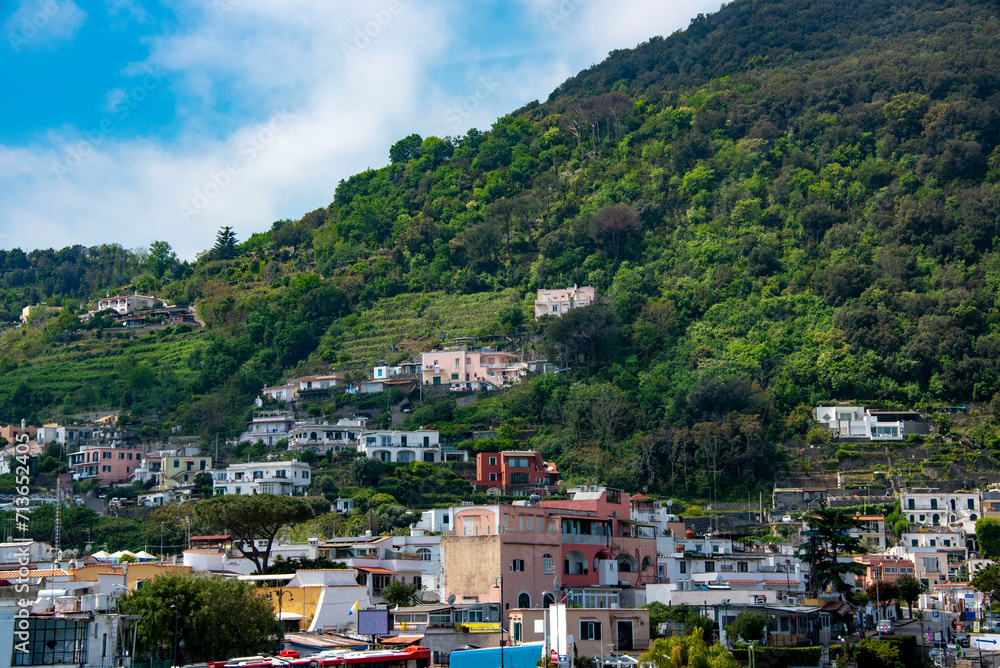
[494, 575, 504, 668]
[274, 586, 295, 632]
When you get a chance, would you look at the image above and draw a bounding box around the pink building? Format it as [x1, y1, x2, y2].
[534, 285, 596, 319]
[68, 445, 143, 485]
[421, 349, 524, 389]
[442, 487, 657, 624]
[854, 555, 916, 589]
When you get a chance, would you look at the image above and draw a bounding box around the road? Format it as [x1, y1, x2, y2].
[876, 618, 1000, 668]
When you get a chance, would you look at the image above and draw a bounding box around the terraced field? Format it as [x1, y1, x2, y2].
[0, 328, 205, 416]
[327, 289, 524, 367]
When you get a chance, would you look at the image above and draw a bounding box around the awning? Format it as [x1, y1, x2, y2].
[238, 573, 295, 581]
[456, 622, 502, 633]
[355, 567, 396, 574]
[380, 635, 423, 646]
[277, 612, 305, 620]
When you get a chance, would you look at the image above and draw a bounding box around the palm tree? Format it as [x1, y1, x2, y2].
[914, 610, 925, 649]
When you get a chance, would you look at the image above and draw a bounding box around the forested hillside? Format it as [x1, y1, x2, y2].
[2, 0, 1000, 501]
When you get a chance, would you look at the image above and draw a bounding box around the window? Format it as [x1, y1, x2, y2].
[118, 453, 124, 459]
[512, 559, 525, 572]
[930, 539, 936, 547]
[931, 499, 938, 510]
[543, 554, 553, 574]
[102, 466, 111, 472]
[489, 473, 497, 481]
[908, 499, 915, 510]
[580, 621, 602, 641]
[173, 459, 180, 468]
[606, 490, 621, 504]
[451, 373, 459, 380]
[400, 435, 408, 446]
[103, 452, 111, 459]
[489, 457, 497, 466]
[511, 472, 529, 484]
[373, 574, 392, 590]
[13, 619, 89, 666]
[705, 561, 715, 573]
[738, 562, 748, 573]
[512, 620, 522, 642]
[508, 457, 530, 468]
[884, 567, 897, 574]
[187, 461, 193, 471]
[517, 592, 530, 608]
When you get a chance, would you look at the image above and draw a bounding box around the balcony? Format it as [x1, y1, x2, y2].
[561, 533, 610, 545]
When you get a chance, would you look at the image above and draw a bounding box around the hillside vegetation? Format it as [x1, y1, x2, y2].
[2, 0, 1000, 501]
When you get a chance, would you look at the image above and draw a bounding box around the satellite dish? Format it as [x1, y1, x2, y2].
[85, 544, 92, 553]
[447, 594, 456, 604]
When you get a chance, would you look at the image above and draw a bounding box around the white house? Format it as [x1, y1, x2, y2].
[901, 490, 980, 528]
[213, 460, 311, 496]
[97, 293, 161, 315]
[296, 374, 343, 393]
[288, 417, 368, 454]
[239, 411, 296, 446]
[814, 406, 929, 441]
[261, 384, 297, 402]
[357, 429, 468, 463]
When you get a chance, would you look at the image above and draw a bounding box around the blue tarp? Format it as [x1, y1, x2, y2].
[450, 643, 545, 668]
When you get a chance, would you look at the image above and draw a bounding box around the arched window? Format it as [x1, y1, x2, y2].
[310, 432, 318, 440]
[909, 515, 914, 522]
[518, 592, 531, 609]
[543, 592, 556, 608]
[972, 514, 978, 521]
[416, 548, 432, 562]
[542, 554, 553, 574]
[641, 556, 653, 571]
[932, 514, 940, 525]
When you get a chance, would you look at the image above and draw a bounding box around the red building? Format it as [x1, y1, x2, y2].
[475, 450, 560, 496]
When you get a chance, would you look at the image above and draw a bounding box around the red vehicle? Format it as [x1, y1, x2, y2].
[291, 646, 430, 668]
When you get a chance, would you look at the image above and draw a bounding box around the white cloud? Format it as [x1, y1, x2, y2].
[0, 0, 723, 259]
[4, 0, 86, 49]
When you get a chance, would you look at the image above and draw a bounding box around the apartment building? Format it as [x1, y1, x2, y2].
[901, 490, 980, 528]
[420, 348, 524, 389]
[357, 429, 468, 463]
[534, 285, 597, 319]
[475, 451, 560, 496]
[212, 460, 311, 496]
[68, 445, 143, 485]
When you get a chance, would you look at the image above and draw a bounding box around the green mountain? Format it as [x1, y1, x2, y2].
[2, 0, 1000, 500]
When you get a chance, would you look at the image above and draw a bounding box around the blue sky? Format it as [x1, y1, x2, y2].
[0, 0, 721, 259]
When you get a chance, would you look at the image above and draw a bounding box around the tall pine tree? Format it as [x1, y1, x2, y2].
[213, 226, 237, 260]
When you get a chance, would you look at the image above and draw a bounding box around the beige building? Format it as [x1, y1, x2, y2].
[509, 607, 650, 658]
[421, 348, 524, 389]
[534, 285, 596, 319]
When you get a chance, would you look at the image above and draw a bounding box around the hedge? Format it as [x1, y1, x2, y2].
[731, 646, 821, 668]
